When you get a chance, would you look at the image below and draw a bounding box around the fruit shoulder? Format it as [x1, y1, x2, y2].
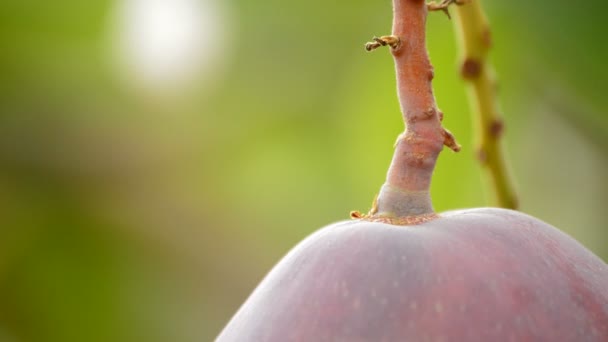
[218, 208, 608, 341]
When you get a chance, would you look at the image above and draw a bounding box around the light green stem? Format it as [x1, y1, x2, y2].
[453, 1, 519, 209]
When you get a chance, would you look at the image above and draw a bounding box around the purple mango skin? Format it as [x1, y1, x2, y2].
[217, 208, 608, 342]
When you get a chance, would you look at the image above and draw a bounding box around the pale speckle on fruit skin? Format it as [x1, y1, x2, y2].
[410, 301, 418, 310]
[342, 325, 352, 336]
[340, 281, 349, 298]
[435, 335, 447, 342]
[392, 280, 400, 288]
[435, 301, 444, 313]
[514, 315, 523, 325]
[352, 297, 361, 310]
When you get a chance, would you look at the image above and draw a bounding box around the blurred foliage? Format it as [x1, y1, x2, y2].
[0, 0, 606, 341]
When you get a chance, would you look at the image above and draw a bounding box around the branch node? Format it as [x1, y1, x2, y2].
[365, 35, 401, 52]
[461, 58, 482, 79]
[489, 119, 504, 139]
[442, 128, 461, 152]
[427, 0, 469, 19]
[350, 195, 379, 219]
[393, 132, 406, 149]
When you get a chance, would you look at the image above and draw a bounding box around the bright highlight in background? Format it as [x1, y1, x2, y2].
[110, 0, 227, 93]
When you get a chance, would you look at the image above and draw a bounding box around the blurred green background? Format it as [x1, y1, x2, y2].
[0, 0, 606, 341]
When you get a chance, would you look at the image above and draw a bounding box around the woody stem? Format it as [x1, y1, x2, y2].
[373, 0, 459, 220]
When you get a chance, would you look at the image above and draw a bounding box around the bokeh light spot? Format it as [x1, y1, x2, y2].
[109, 0, 227, 93]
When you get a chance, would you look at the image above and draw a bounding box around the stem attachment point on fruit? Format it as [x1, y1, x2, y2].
[351, 189, 439, 226]
[365, 35, 401, 52]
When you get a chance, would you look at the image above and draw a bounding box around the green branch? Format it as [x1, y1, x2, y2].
[451, 1, 519, 209]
